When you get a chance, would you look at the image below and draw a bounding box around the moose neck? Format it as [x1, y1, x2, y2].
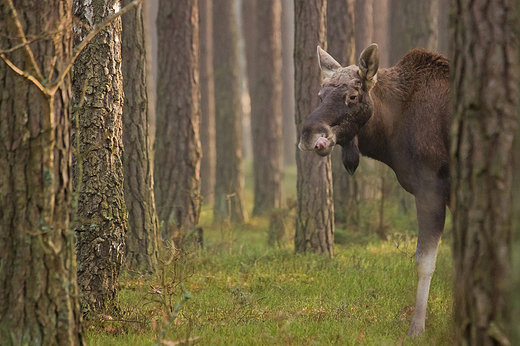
[356, 67, 405, 169]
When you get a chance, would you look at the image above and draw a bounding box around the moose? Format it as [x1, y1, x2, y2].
[298, 43, 450, 336]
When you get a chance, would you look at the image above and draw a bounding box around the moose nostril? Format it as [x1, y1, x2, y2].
[315, 137, 328, 150]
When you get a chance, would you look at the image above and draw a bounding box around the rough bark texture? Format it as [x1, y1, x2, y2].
[327, 0, 356, 225]
[154, 0, 202, 238]
[0, 1, 84, 344]
[388, 0, 438, 65]
[244, 0, 283, 216]
[213, 0, 246, 222]
[451, 0, 519, 344]
[122, 0, 159, 273]
[73, 0, 127, 313]
[281, 0, 296, 166]
[294, 0, 334, 256]
[199, 0, 216, 205]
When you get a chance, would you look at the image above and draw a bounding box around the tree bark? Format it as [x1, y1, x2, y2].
[281, 0, 296, 166]
[354, 0, 373, 55]
[73, 0, 127, 313]
[213, 0, 246, 223]
[327, 0, 356, 225]
[244, 0, 284, 216]
[294, 0, 334, 256]
[122, 0, 159, 273]
[155, 0, 202, 239]
[0, 1, 84, 343]
[199, 0, 216, 205]
[388, 0, 438, 65]
[451, 0, 519, 344]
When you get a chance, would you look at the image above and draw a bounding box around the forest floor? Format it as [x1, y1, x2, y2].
[85, 165, 455, 345]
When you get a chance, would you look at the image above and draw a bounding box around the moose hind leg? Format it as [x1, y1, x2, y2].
[408, 190, 446, 337]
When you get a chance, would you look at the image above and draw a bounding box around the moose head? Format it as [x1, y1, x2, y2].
[298, 44, 380, 174]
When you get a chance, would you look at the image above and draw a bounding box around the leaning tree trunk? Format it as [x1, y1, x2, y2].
[199, 0, 216, 205]
[244, 0, 283, 216]
[213, 0, 246, 223]
[451, 0, 519, 344]
[122, 0, 159, 273]
[155, 0, 202, 240]
[0, 1, 84, 344]
[73, 0, 127, 313]
[294, 0, 334, 256]
[327, 0, 355, 225]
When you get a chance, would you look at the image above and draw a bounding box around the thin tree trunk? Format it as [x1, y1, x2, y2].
[294, 0, 334, 256]
[327, 0, 355, 225]
[354, 0, 373, 55]
[388, 0, 438, 65]
[199, 0, 216, 205]
[155, 0, 202, 239]
[451, 0, 519, 343]
[73, 0, 127, 313]
[122, 0, 159, 273]
[0, 1, 84, 343]
[281, 0, 296, 166]
[244, 0, 283, 216]
[213, 0, 246, 223]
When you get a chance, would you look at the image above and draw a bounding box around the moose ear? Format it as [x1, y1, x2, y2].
[358, 43, 379, 81]
[317, 46, 342, 79]
[342, 137, 360, 175]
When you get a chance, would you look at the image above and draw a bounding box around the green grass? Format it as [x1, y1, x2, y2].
[86, 163, 455, 345]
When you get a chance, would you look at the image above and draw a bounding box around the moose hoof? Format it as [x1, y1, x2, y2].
[407, 319, 425, 337]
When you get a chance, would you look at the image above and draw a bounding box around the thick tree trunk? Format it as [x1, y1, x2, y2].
[155, 0, 202, 239]
[354, 0, 373, 55]
[294, 0, 334, 256]
[451, 0, 519, 343]
[122, 0, 159, 273]
[281, 0, 296, 166]
[327, 0, 355, 225]
[213, 0, 246, 223]
[388, 0, 438, 65]
[199, 0, 216, 205]
[73, 0, 127, 313]
[244, 0, 284, 216]
[0, 1, 84, 343]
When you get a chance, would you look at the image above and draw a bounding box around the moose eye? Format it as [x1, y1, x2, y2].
[348, 95, 357, 101]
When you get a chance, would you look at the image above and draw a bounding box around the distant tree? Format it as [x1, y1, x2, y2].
[327, 0, 357, 225]
[294, 0, 334, 256]
[73, 0, 128, 313]
[122, 0, 159, 272]
[388, 0, 438, 65]
[243, 0, 284, 216]
[437, 0, 449, 57]
[154, 0, 202, 239]
[354, 0, 373, 55]
[213, 0, 246, 222]
[281, 0, 296, 166]
[372, 0, 389, 67]
[0, 0, 84, 343]
[199, 0, 216, 205]
[451, 0, 519, 343]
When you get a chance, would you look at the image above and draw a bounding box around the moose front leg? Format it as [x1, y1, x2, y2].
[408, 187, 446, 337]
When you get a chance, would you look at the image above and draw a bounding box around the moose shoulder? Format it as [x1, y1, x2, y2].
[298, 44, 450, 336]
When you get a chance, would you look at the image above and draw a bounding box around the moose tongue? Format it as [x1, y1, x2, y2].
[316, 137, 328, 150]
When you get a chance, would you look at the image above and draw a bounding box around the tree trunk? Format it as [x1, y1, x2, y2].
[122, 0, 159, 273]
[73, 0, 127, 313]
[327, 0, 355, 225]
[0, 1, 84, 343]
[244, 0, 284, 216]
[388, 0, 438, 65]
[155, 0, 202, 240]
[199, 0, 216, 205]
[451, 0, 519, 343]
[281, 0, 296, 166]
[294, 0, 334, 256]
[213, 0, 246, 223]
[354, 0, 373, 55]
[372, 0, 389, 67]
